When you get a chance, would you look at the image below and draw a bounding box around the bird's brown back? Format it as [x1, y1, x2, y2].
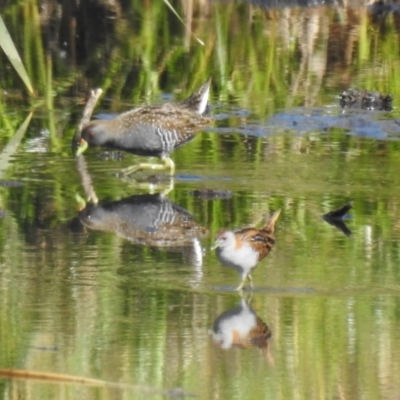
[103, 103, 210, 132]
[235, 209, 281, 261]
[110, 103, 212, 142]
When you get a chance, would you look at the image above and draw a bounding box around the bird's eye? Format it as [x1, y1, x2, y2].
[88, 131, 94, 139]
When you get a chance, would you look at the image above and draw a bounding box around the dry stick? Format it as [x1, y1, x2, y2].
[74, 88, 103, 142]
[0, 369, 197, 398]
[75, 88, 103, 204]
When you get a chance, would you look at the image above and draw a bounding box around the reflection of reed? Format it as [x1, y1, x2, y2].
[289, 9, 324, 107]
[75, 155, 98, 204]
[74, 88, 103, 204]
[211, 298, 271, 352]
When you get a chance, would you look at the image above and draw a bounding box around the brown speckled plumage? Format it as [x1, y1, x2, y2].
[77, 79, 213, 175]
[79, 193, 208, 247]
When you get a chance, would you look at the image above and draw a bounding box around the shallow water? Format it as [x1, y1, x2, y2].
[1, 1, 400, 399]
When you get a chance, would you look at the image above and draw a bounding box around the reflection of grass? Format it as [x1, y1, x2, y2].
[0, 112, 33, 180]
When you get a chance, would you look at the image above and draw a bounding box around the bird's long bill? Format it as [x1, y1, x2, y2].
[76, 138, 88, 156]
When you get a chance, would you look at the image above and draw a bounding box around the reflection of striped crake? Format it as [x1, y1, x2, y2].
[76, 79, 213, 176]
[152, 200, 182, 229]
[79, 193, 207, 249]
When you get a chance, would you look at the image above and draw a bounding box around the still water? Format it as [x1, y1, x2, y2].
[1, 1, 400, 399]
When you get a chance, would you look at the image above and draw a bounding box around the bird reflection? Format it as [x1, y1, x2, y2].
[322, 201, 353, 237]
[210, 298, 271, 351]
[79, 193, 208, 265]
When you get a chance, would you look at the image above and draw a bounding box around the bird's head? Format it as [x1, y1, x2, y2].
[76, 121, 110, 155]
[211, 229, 236, 250]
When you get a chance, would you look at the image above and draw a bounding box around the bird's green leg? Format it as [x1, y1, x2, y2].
[247, 273, 254, 288]
[235, 275, 247, 292]
[120, 157, 175, 176]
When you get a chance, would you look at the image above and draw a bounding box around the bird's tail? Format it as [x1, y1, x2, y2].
[262, 209, 281, 233]
[181, 78, 212, 115]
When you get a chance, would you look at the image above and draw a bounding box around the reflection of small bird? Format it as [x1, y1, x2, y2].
[76, 79, 212, 176]
[212, 209, 281, 291]
[323, 201, 353, 219]
[322, 201, 353, 237]
[211, 299, 271, 350]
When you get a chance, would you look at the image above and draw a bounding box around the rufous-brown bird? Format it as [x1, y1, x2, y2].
[76, 79, 213, 176]
[212, 209, 281, 291]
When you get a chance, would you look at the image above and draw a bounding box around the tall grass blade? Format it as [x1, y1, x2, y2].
[0, 15, 34, 94]
[162, 0, 204, 45]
